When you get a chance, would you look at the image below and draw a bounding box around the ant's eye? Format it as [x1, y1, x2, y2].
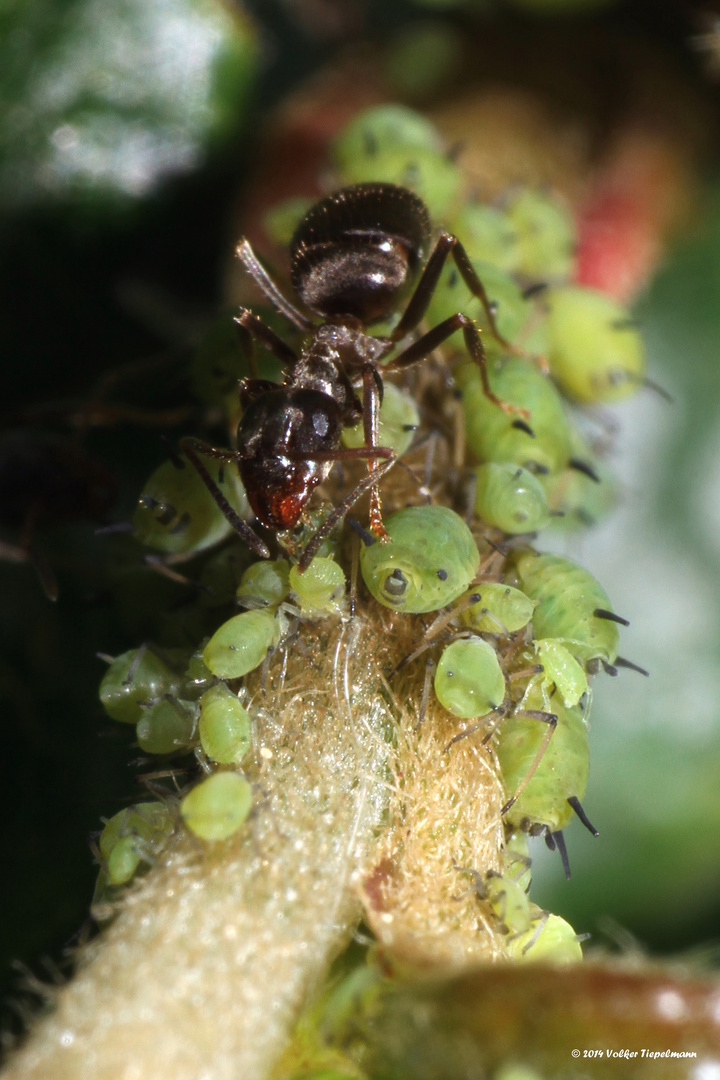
[312, 411, 330, 436]
[359, 504, 479, 614]
[473, 462, 551, 534]
[544, 286, 646, 404]
[181, 773, 253, 843]
[514, 551, 622, 669]
[434, 638, 506, 720]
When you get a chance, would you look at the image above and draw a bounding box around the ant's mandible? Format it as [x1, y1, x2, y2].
[182, 182, 523, 571]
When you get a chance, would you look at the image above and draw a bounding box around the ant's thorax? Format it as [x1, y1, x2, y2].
[289, 320, 394, 418]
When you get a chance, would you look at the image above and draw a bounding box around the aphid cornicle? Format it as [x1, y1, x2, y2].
[182, 182, 522, 571]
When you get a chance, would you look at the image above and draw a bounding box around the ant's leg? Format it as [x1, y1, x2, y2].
[179, 437, 270, 558]
[296, 453, 397, 573]
[235, 239, 312, 332]
[235, 308, 298, 382]
[389, 233, 514, 354]
[360, 364, 388, 539]
[386, 313, 530, 419]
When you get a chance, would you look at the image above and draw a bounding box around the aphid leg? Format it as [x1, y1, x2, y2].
[179, 437, 270, 558]
[445, 700, 509, 752]
[234, 308, 299, 380]
[500, 711, 558, 815]
[235, 239, 312, 331]
[386, 314, 530, 421]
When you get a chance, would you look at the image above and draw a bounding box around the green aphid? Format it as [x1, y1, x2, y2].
[198, 684, 252, 765]
[336, 143, 462, 220]
[458, 583, 536, 635]
[540, 426, 617, 530]
[99, 802, 175, 886]
[288, 557, 346, 617]
[450, 201, 521, 273]
[505, 907, 583, 965]
[136, 697, 197, 755]
[502, 829, 533, 893]
[133, 452, 249, 555]
[190, 312, 284, 412]
[457, 357, 572, 475]
[263, 196, 315, 247]
[360, 504, 479, 614]
[504, 188, 576, 283]
[435, 637, 506, 719]
[544, 285, 646, 403]
[483, 869, 532, 934]
[495, 688, 589, 834]
[203, 608, 280, 679]
[237, 558, 290, 610]
[333, 105, 443, 172]
[181, 771, 253, 842]
[198, 545, 254, 609]
[425, 260, 534, 358]
[534, 638, 588, 708]
[515, 551, 621, 667]
[342, 381, 420, 459]
[474, 462, 551, 534]
[99, 648, 179, 725]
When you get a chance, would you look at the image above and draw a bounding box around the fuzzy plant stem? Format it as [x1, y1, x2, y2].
[4, 617, 396, 1080]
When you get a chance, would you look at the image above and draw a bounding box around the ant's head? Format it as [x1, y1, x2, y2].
[290, 183, 430, 325]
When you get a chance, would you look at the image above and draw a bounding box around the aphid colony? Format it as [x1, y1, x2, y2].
[94, 104, 648, 958]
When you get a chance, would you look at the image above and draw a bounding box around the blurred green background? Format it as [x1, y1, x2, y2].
[2, 0, 720, 1041]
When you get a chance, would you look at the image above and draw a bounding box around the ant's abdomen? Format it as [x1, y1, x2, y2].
[290, 183, 430, 323]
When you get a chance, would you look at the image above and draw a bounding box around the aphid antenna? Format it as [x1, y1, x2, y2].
[96, 652, 115, 666]
[144, 554, 213, 592]
[500, 711, 558, 816]
[567, 795, 599, 837]
[593, 607, 630, 626]
[546, 829, 571, 880]
[519, 910, 550, 956]
[123, 643, 148, 687]
[507, 664, 544, 684]
[614, 655, 650, 677]
[159, 436, 186, 470]
[445, 700, 508, 752]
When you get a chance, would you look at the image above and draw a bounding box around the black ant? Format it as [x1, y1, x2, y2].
[182, 182, 524, 572]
